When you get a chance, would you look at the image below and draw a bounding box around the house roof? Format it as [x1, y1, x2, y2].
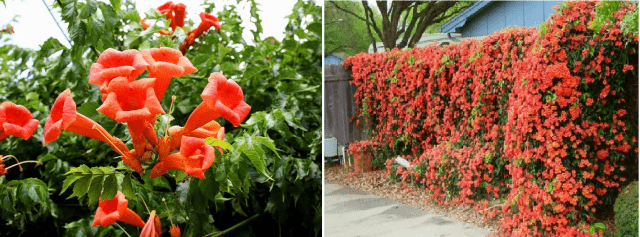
[368, 33, 462, 53]
[440, 1, 493, 33]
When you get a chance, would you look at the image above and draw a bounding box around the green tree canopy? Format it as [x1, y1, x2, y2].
[329, 1, 472, 53]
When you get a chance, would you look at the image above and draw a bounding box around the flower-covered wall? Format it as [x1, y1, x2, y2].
[344, 2, 638, 236]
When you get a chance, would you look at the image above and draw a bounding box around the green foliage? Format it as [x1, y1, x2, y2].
[614, 181, 638, 237]
[591, 1, 639, 39]
[0, 177, 57, 231]
[0, 0, 321, 236]
[590, 1, 622, 32]
[325, 1, 376, 56]
[621, 2, 639, 38]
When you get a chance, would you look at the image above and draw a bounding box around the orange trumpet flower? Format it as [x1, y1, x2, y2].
[45, 89, 143, 173]
[92, 191, 146, 228]
[169, 224, 181, 237]
[181, 136, 216, 179]
[180, 12, 221, 54]
[151, 136, 215, 179]
[141, 47, 197, 102]
[182, 73, 250, 134]
[0, 101, 40, 141]
[173, 3, 186, 28]
[167, 120, 225, 151]
[150, 151, 186, 178]
[140, 210, 162, 237]
[158, 1, 176, 31]
[97, 77, 165, 156]
[89, 49, 149, 100]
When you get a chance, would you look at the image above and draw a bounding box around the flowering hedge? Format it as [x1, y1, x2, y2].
[0, 0, 321, 236]
[344, 1, 638, 236]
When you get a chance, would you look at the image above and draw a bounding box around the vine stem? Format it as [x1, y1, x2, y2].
[205, 214, 260, 237]
[1, 155, 22, 171]
[6, 161, 43, 171]
[135, 193, 151, 214]
[114, 223, 132, 237]
[484, 203, 505, 211]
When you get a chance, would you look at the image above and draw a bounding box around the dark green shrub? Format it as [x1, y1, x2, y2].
[614, 181, 638, 237]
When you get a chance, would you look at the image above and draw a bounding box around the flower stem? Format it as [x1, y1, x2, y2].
[136, 193, 151, 214]
[162, 198, 175, 226]
[206, 214, 260, 237]
[5, 160, 43, 171]
[114, 223, 132, 237]
[1, 155, 22, 171]
[164, 95, 177, 137]
[92, 124, 125, 156]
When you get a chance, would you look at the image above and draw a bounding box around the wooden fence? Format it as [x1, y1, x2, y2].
[324, 64, 366, 147]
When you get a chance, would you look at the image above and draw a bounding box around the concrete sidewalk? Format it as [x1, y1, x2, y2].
[325, 180, 493, 237]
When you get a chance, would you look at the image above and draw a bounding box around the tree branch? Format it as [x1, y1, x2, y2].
[329, 1, 367, 22]
[398, 2, 427, 48]
[362, 1, 386, 49]
[407, 1, 457, 48]
[361, 1, 379, 52]
[432, 2, 469, 23]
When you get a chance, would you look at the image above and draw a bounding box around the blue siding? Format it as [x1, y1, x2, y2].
[504, 1, 525, 28]
[486, 3, 505, 34]
[464, 11, 486, 37]
[523, 1, 545, 27]
[324, 55, 343, 65]
[447, 1, 559, 37]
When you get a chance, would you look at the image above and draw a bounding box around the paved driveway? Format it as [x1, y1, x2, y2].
[325, 180, 493, 237]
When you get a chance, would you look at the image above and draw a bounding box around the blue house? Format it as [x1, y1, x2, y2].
[324, 54, 343, 65]
[441, 1, 560, 37]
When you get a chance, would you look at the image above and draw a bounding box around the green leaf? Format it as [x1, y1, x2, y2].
[62, 0, 78, 20]
[39, 38, 66, 57]
[81, 0, 98, 19]
[306, 22, 321, 35]
[253, 136, 280, 159]
[232, 199, 248, 217]
[98, 166, 114, 174]
[109, 0, 120, 10]
[101, 175, 118, 200]
[188, 178, 208, 213]
[593, 222, 606, 230]
[60, 175, 83, 195]
[99, 2, 118, 30]
[38, 153, 58, 163]
[198, 169, 219, 202]
[22, 178, 49, 204]
[214, 192, 230, 203]
[87, 176, 104, 205]
[243, 147, 272, 181]
[90, 166, 105, 175]
[121, 174, 135, 201]
[227, 172, 243, 193]
[204, 138, 233, 151]
[69, 176, 92, 199]
[152, 176, 172, 191]
[70, 21, 87, 46]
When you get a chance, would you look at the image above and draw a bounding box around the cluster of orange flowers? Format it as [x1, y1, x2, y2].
[40, 46, 250, 235]
[45, 47, 250, 180]
[139, 1, 222, 54]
